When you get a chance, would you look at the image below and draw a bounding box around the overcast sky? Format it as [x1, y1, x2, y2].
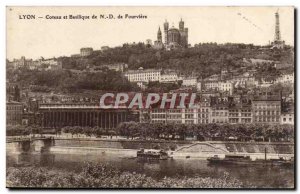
[7, 6, 294, 60]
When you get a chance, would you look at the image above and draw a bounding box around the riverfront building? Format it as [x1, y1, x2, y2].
[252, 96, 281, 124]
[280, 111, 294, 125]
[39, 103, 139, 129]
[7, 101, 24, 125]
[228, 104, 252, 124]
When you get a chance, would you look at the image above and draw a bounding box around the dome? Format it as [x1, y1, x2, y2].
[167, 27, 181, 44]
[168, 27, 180, 34]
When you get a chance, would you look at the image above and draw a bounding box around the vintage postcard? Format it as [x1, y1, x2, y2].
[6, 6, 295, 189]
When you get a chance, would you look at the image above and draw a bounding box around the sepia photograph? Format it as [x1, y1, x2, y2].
[6, 6, 295, 189]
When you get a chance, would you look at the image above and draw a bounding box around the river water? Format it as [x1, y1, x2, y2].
[7, 150, 294, 188]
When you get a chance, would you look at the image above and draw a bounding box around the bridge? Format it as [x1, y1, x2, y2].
[6, 136, 55, 153]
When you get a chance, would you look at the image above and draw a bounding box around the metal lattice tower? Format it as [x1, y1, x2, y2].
[274, 11, 281, 42]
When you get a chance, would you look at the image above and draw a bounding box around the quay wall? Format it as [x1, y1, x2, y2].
[52, 139, 294, 154]
[7, 138, 294, 155]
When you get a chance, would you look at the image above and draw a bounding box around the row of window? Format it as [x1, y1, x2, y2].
[7, 106, 23, 111]
[212, 112, 228, 116]
[254, 111, 280, 116]
[253, 104, 280, 109]
[212, 118, 228, 123]
[229, 118, 252, 123]
[253, 118, 279, 122]
[198, 114, 209, 118]
[282, 118, 293, 122]
[229, 109, 251, 113]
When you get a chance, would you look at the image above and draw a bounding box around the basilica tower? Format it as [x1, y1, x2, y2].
[179, 18, 184, 31]
[164, 20, 169, 45]
[157, 27, 162, 42]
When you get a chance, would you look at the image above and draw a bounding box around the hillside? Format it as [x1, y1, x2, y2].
[60, 42, 294, 78]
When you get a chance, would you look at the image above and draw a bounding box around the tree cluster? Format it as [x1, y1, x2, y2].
[7, 163, 246, 188]
[116, 122, 294, 142]
[7, 68, 139, 93]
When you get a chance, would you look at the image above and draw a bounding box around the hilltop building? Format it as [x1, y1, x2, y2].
[154, 19, 189, 50]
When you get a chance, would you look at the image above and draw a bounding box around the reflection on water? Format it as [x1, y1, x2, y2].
[7, 152, 294, 188]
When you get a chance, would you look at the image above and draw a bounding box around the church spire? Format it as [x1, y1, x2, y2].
[179, 18, 184, 31]
[157, 26, 162, 42]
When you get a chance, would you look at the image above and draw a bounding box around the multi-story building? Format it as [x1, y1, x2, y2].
[80, 47, 93, 57]
[197, 101, 211, 124]
[280, 111, 294, 125]
[204, 81, 219, 91]
[149, 108, 183, 124]
[6, 83, 20, 102]
[38, 58, 62, 70]
[218, 81, 234, 95]
[184, 108, 197, 124]
[211, 104, 229, 124]
[275, 72, 294, 84]
[252, 96, 281, 124]
[160, 71, 179, 83]
[7, 56, 34, 69]
[200, 91, 220, 98]
[124, 67, 161, 83]
[150, 108, 200, 124]
[137, 82, 147, 90]
[228, 104, 252, 124]
[39, 103, 139, 128]
[146, 95, 288, 125]
[274, 63, 293, 69]
[7, 101, 24, 125]
[196, 82, 202, 91]
[231, 74, 256, 88]
[203, 81, 233, 95]
[182, 77, 197, 87]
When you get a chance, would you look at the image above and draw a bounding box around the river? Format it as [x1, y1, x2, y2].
[6, 149, 294, 188]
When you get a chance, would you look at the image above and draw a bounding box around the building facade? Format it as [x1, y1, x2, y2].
[218, 81, 234, 95]
[7, 56, 34, 69]
[7, 101, 24, 125]
[124, 67, 161, 83]
[228, 104, 252, 124]
[39, 103, 139, 128]
[252, 97, 281, 124]
[197, 101, 211, 124]
[80, 47, 93, 57]
[182, 77, 197, 87]
[211, 104, 229, 124]
[280, 112, 294, 125]
[153, 19, 188, 50]
[275, 73, 294, 84]
[160, 71, 179, 83]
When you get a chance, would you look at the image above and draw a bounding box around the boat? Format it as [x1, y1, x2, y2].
[137, 149, 169, 161]
[282, 157, 294, 167]
[207, 147, 294, 167]
[207, 154, 252, 165]
[207, 154, 294, 167]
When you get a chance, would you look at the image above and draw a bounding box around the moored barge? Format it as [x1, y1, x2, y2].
[137, 149, 169, 161]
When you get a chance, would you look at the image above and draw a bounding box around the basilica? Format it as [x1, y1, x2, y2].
[153, 19, 189, 50]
